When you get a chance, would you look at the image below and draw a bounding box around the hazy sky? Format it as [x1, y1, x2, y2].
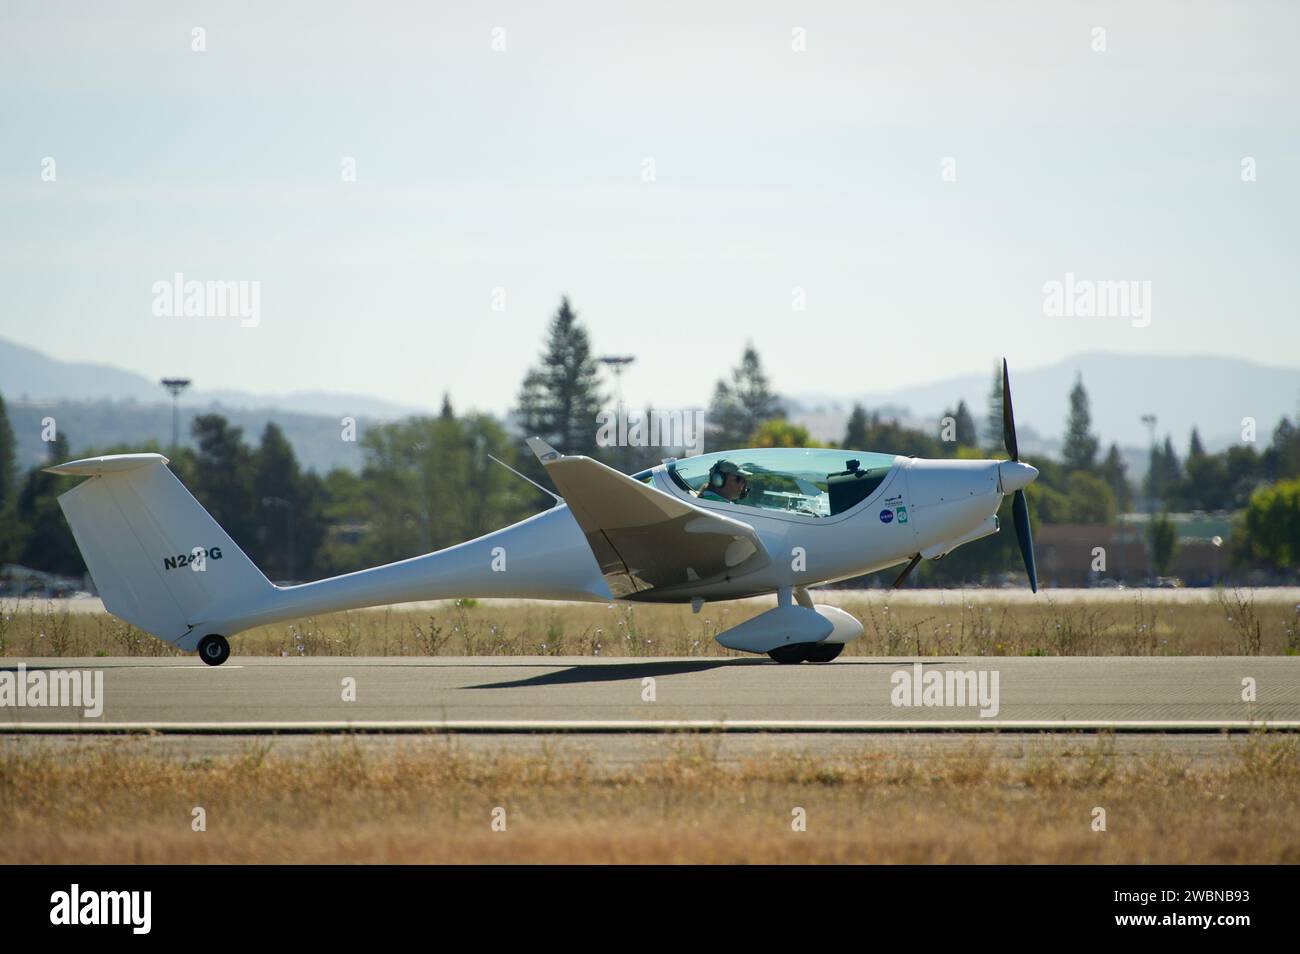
[2, 1, 1297, 416]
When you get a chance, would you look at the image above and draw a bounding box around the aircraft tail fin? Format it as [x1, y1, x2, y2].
[48, 454, 274, 644]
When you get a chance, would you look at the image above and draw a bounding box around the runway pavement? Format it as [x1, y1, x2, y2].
[1, 656, 1297, 732]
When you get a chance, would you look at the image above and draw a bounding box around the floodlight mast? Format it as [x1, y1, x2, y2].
[599, 355, 636, 471]
[160, 378, 192, 449]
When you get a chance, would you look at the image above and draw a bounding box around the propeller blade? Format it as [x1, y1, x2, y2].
[1012, 489, 1038, 593]
[1001, 357, 1019, 462]
[891, 553, 922, 589]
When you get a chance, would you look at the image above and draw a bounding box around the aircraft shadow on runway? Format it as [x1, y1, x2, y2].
[464, 657, 909, 689]
[465, 658, 768, 689]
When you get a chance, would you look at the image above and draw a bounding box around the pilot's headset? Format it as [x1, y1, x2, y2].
[708, 461, 750, 499]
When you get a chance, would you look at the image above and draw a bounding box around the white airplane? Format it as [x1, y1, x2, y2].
[47, 361, 1038, 666]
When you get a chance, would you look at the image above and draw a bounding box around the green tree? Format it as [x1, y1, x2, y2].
[953, 399, 978, 448]
[1024, 481, 1073, 524]
[14, 431, 84, 576]
[1064, 471, 1117, 524]
[1061, 375, 1099, 472]
[706, 344, 783, 449]
[751, 419, 816, 448]
[516, 297, 605, 467]
[1099, 443, 1132, 512]
[843, 404, 869, 449]
[983, 363, 1004, 452]
[352, 412, 533, 565]
[0, 393, 17, 563]
[190, 415, 257, 551]
[1223, 445, 1263, 508]
[0, 394, 16, 512]
[250, 422, 321, 581]
[1144, 435, 1182, 508]
[1263, 416, 1300, 480]
[1241, 478, 1300, 570]
[312, 468, 370, 575]
[1182, 436, 1235, 513]
[1148, 510, 1179, 577]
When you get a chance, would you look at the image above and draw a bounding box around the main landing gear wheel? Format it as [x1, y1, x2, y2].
[768, 642, 844, 664]
[197, 634, 230, 667]
[803, 643, 844, 663]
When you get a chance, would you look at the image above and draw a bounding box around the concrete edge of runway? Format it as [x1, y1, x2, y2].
[3, 719, 1299, 734]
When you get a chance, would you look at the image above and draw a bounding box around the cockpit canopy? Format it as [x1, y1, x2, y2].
[665, 448, 897, 517]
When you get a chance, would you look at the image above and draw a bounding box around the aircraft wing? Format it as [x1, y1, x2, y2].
[526, 438, 771, 598]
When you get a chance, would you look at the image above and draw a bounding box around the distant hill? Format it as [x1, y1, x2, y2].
[5, 338, 1297, 479]
[792, 351, 1300, 454]
[6, 399, 380, 475]
[0, 338, 424, 420]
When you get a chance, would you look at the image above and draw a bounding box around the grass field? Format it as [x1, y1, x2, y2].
[3, 589, 1298, 658]
[2, 734, 1297, 863]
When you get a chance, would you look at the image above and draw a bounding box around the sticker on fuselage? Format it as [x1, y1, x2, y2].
[879, 509, 894, 524]
[896, 506, 908, 524]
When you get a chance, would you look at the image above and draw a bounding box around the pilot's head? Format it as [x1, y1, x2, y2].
[705, 459, 751, 502]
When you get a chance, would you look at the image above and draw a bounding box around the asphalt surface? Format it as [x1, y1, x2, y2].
[1, 656, 1297, 731]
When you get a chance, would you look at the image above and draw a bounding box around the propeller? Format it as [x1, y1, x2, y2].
[1001, 359, 1039, 593]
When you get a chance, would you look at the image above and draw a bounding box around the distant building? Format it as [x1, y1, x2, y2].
[1036, 513, 1234, 587]
[0, 564, 89, 598]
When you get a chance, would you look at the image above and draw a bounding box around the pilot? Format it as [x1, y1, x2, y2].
[698, 459, 752, 503]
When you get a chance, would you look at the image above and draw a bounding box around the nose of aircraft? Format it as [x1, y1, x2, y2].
[999, 460, 1039, 494]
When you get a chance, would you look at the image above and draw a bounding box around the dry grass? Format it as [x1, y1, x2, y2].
[1, 734, 1297, 863]
[3, 590, 1299, 658]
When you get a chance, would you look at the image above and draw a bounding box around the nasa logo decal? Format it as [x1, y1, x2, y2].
[879, 509, 894, 524]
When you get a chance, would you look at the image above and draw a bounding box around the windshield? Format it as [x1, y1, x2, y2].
[667, 448, 897, 516]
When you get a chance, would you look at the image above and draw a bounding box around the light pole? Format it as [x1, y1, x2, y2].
[1141, 413, 1157, 581]
[160, 378, 192, 449]
[599, 355, 636, 472]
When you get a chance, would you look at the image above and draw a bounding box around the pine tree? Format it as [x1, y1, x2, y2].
[0, 393, 16, 512]
[983, 363, 1004, 451]
[1264, 416, 1300, 480]
[516, 297, 605, 460]
[1148, 509, 1179, 577]
[190, 415, 257, 550]
[0, 393, 17, 564]
[251, 422, 307, 580]
[1062, 374, 1099, 472]
[954, 399, 977, 448]
[1163, 436, 1183, 484]
[706, 344, 783, 449]
[1099, 442, 1132, 512]
[15, 431, 84, 575]
[1188, 427, 1206, 460]
[1146, 436, 1183, 508]
[843, 404, 869, 449]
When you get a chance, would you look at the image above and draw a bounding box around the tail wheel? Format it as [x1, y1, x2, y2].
[197, 634, 230, 666]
